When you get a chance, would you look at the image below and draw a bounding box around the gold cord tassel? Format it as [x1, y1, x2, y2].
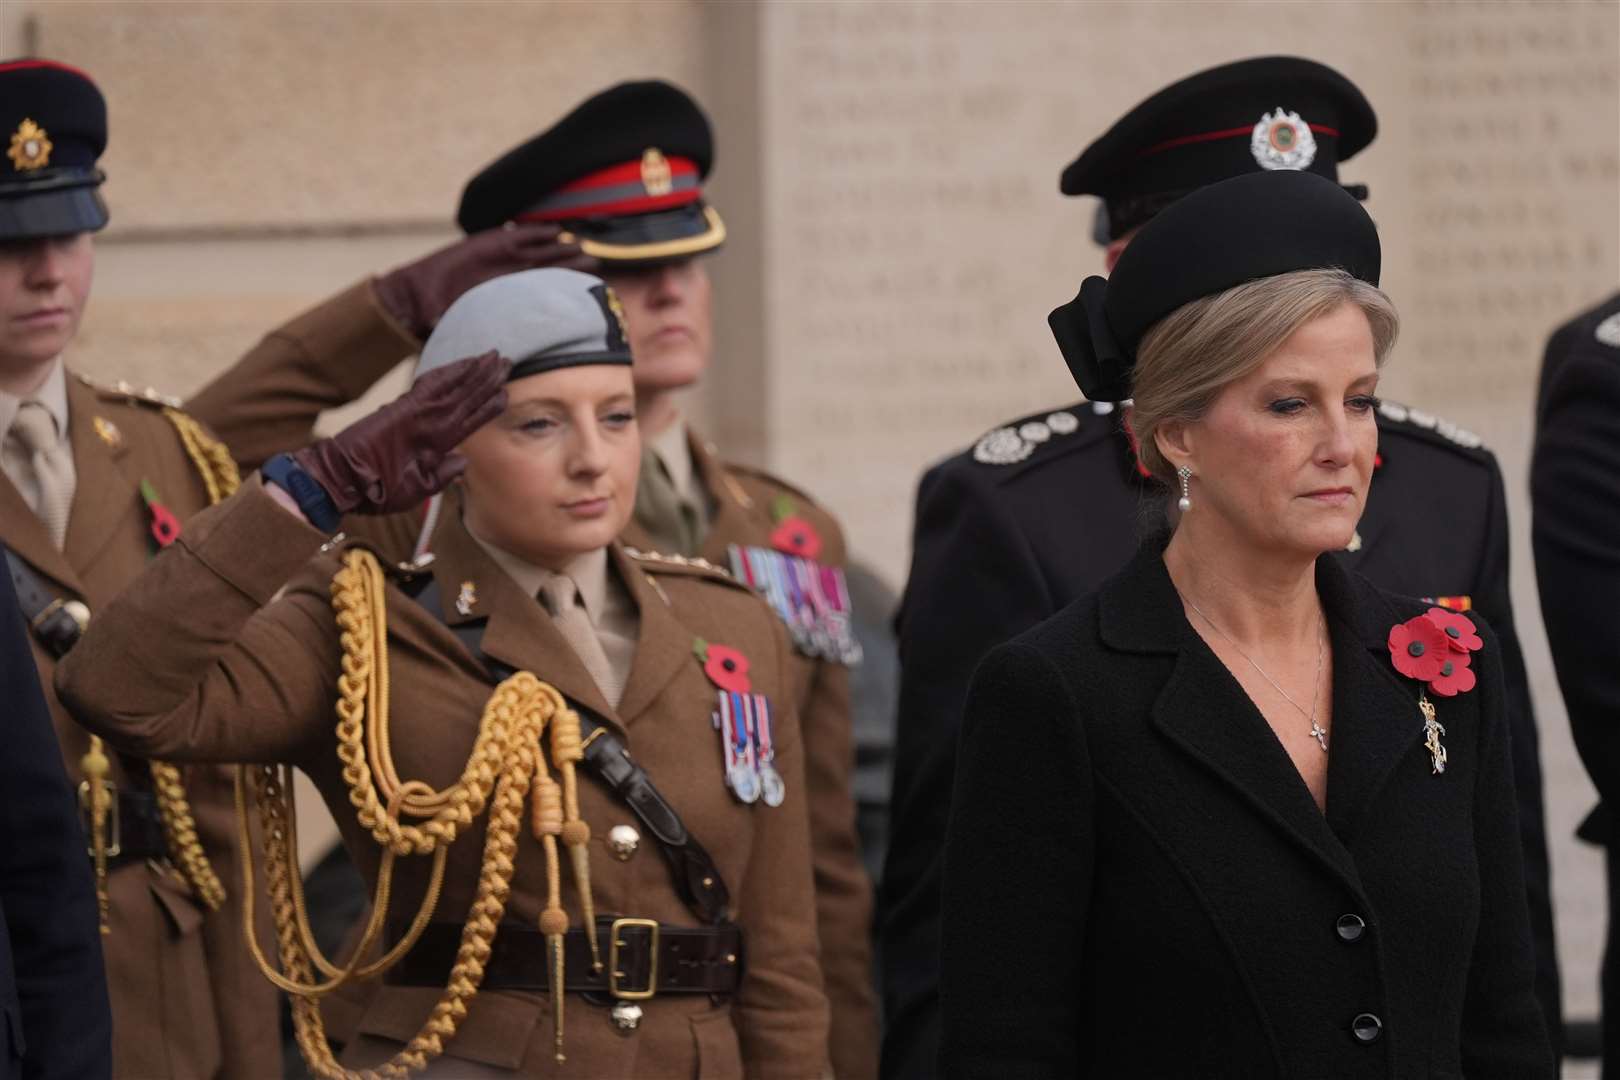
[550, 706, 599, 971]
[79, 735, 112, 934]
[235, 548, 594, 1077]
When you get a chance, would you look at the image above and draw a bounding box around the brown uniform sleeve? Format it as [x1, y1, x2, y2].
[734, 614, 833, 1078]
[56, 479, 343, 766]
[186, 279, 420, 473]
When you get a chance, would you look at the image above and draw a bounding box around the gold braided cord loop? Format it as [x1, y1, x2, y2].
[239, 547, 592, 1076]
[79, 736, 113, 934]
[139, 407, 243, 910]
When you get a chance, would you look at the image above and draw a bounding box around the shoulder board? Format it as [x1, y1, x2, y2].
[623, 547, 748, 588]
[1592, 309, 1620, 350]
[1375, 399, 1487, 454]
[720, 459, 825, 510]
[76, 371, 184, 410]
[969, 400, 1111, 469]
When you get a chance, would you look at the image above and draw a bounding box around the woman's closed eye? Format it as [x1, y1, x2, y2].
[1266, 397, 1308, 416]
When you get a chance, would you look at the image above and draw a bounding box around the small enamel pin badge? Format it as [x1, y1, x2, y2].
[455, 580, 478, 616]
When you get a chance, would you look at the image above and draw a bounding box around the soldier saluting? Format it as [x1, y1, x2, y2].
[0, 58, 279, 1078]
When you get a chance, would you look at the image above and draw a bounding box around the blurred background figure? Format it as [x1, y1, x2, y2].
[0, 56, 279, 1079]
[881, 55, 1560, 1077]
[0, 551, 111, 1080]
[1533, 291, 1620, 1075]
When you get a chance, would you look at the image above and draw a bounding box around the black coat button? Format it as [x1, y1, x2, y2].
[1336, 913, 1367, 943]
[1351, 1013, 1383, 1044]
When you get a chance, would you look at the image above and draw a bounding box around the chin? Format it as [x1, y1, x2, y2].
[633, 352, 707, 393]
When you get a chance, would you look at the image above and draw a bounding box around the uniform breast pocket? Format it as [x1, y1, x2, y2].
[690, 1006, 743, 1080]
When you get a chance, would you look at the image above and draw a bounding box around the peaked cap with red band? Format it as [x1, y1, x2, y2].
[1062, 56, 1376, 244]
[457, 80, 724, 266]
[0, 58, 109, 238]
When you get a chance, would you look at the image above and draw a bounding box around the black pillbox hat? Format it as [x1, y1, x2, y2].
[1049, 169, 1382, 402]
[458, 80, 724, 266]
[1062, 56, 1376, 243]
[0, 58, 109, 239]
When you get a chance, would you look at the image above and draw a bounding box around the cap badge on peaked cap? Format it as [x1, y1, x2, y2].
[641, 148, 673, 197]
[1251, 108, 1317, 170]
[8, 118, 51, 171]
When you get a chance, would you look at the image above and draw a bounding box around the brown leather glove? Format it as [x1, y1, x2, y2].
[290, 351, 509, 515]
[374, 223, 599, 339]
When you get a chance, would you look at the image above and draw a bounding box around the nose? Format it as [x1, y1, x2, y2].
[1317, 403, 1359, 469]
[566, 416, 610, 478]
[22, 239, 68, 288]
[644, 264, 687, 308]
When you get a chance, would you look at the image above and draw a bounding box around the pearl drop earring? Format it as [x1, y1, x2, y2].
[1177, 466, 1193, 512]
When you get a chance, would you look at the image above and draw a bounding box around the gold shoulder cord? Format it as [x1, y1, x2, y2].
[233, 548, 596, 1077]
[79, 409, 239, 932]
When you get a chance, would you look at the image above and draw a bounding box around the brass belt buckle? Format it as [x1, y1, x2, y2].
[608, 917, 659, 1001]
[77, 780, 122, 858]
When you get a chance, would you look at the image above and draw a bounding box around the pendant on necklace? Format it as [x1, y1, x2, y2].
[1419, 693, 1447, 774]
[1310, 720, 1329, 753]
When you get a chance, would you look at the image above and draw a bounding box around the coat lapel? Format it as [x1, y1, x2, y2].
[62, 378, 142, 575]
[0, 470, 84, 598]
[1318, 555, 1433, 844]
[1104, 542, 1357, 881]
[612, 546, 694, 726]
[421, 493, 617, 724]
[688, 433, 754, 566]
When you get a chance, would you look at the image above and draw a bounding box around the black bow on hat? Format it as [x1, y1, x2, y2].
[1049, 169, 1382, 402]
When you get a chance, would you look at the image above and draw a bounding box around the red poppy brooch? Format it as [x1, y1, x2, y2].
[139, 479, 182, 550]
[1387, 607, 1483, 774]
[768, 494, 823, 560]
[695, 638, 784, 808]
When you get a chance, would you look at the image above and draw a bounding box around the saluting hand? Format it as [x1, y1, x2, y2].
[374, 222, 600, 339]
[290, 351, 509, 516]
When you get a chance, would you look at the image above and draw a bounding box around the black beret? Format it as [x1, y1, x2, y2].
[1062, 56, 1376, 242]
[1049, 169, 1381, 402]
[0, 58, 109, 238]
[457, 80, 724, 265]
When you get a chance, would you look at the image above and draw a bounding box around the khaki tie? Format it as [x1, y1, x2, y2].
[10, 401, 74, 548]
[539, 573, 623, 708]
[633, 443, 702, 555]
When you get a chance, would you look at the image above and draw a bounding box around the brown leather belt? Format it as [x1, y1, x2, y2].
[386, 917, 745, 997]
[78, 788, 170, 868]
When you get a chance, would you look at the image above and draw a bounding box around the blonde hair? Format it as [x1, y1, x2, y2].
[1129, 268, 1399, 483]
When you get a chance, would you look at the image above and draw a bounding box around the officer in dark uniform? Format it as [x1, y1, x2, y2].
[1532, 291, 1620, 1073]
[880, 55, 1560, 1077]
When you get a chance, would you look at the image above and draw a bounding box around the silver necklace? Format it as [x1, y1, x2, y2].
[1181, 594, 1329, 753]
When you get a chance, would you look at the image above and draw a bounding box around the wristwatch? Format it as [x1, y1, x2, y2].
[261, 453, 342, 533]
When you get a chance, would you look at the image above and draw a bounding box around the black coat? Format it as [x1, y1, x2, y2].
[939, 540, 1552, 1079]
[880, 401, 1559, 1078]
[0, 552, 111, 1080]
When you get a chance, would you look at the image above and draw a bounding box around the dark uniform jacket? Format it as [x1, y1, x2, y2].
[1, 374, 279, 1080]
[188, 281, 879, 1079]
[0, 549, 110, 1080]
[939, 539, 1552, 1079]
[882, 400, 1558, 1077]
[57, 480, 830, 1078]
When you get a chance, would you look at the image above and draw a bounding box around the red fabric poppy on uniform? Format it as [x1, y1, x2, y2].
[1428, 651, 1477, 697]
[148, 502, 181, 548]
[770, 516, 823, 560]
[1388, 614, 1450, 682]
[1425, 607, 1482, 652]
[703, 644, 752, 694]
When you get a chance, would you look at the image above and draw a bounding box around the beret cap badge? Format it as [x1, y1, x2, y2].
[640, 148, 673, 197]
[8, 118, 52, 171]
[1250, 108, 1317, 171]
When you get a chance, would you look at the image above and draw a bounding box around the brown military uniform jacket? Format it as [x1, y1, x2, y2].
[4, 374, 279, 1079]
[57, 480, 831, 1078]
[188, 280, 880, 1079]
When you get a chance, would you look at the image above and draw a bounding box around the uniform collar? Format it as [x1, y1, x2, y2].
[648, 416, 696, 501]
[467, 527, 614, 626]
[0, 357, 69, 444]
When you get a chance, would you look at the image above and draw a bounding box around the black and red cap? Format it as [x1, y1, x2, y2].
[457, 80, 724, 266]
[1062, 56, 1376, 244]
[0, 58, 109, 239]
[1049, 170, 1381, 402]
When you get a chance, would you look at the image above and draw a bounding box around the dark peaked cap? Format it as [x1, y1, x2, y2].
[1062, 56, 1377, 242]
[457, 80, 723, 263]
[0, 58, 110, 238]
[1049, 169, 1382, 402]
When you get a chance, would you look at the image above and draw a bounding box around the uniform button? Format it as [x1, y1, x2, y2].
[1351, 1013, 1382, 1044]
[607, 824, 640, 861]
[1336, 913, 1367, 943]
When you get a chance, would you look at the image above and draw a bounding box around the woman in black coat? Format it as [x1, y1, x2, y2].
[938, 171, 1552, 1078]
